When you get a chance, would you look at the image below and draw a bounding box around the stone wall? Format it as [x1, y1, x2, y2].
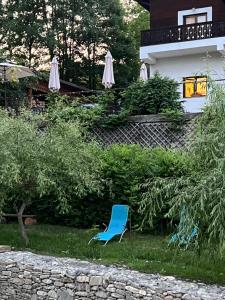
[0, 252, 224, 300]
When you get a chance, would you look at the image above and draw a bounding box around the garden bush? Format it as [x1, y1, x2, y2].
[33, 144, 152, 228]
[44, 92, 129, 129]
[45, 75, 183, 130]
[33, 144, 187, 233]
[121, 73, 182, 115]
[45, 93, 103, 127]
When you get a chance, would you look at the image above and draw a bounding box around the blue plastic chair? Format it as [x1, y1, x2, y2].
[169, 205, 198, 248]
[169, 226, 198, 248]
[88, 205, 129, 246]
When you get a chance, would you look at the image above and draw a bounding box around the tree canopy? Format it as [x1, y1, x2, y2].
[0, 0, 141, 89]
[0, 110, 102, 245]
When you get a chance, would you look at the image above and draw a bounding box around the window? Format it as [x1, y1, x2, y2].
[178, 7, 212, 26]
[184, 13, 207, 25]
[183, 77, 207, 98]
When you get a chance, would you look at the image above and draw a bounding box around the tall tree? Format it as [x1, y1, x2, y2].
[1, 0, 141, 88]
[125, 1, 149, 53]
[3, 0, 48, 66]
[45, 0, 138, 89]
[79, 0, 140, 88]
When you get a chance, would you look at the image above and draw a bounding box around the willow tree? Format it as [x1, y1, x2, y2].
[140, 81, 225, 252]
[0, 111, 102, 245]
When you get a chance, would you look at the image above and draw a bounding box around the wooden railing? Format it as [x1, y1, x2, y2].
[141, 21, 225, 46]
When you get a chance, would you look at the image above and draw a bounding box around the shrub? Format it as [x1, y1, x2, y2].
[121, 73, 182, 115]
[45, 93, 103, 128]
[33, 144, 187, 233]
[34, 144, 153, 228]
[89, 91, 130, 128]
[45, 92, 130, 129]
[100, 145, 189, 232]
[45, 76, 182, 130]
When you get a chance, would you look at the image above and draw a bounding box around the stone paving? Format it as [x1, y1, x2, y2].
[0, 252, 224, 300]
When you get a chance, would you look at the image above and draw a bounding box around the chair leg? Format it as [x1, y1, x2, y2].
[88, 238, 94, 245]
[103, 240, 110, 246]
[119, 229, 127, 243]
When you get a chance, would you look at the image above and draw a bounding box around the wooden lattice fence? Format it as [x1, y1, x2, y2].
[91, 113, 199, 149]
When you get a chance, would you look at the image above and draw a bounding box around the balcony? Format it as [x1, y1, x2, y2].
[141, 21, 225, 47]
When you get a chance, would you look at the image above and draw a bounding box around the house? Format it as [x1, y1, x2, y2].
[33, 79, 90, 95]
[136, 0, 225, 112]
[28, 79, 91, 110]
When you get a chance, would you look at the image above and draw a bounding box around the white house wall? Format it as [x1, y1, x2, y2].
[140, 37, 225, 61]
[149, 52, 225, 113]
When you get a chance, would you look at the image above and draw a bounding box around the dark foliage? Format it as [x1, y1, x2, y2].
[121, 74, 182, 115]
[28, 145, 187, 234]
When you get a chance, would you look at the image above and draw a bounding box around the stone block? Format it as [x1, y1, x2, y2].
[48, 290, 57, 298]
[152, 296, 164, 300]
[0, 246, 11, 253]
[2, 271, 11, 276]
[90, 276, 103, 286]
[54, 281, 64, 287]
[139, 289, 147, 296]
[126, 296, 137, 300]
[75, 291, 88, 296]
[37, 290, 47, 296]
[107, 286, 116, 293]
[42, 279, 52, 284]
[77, 275, 89, 283]
[125, 286, 139, 294]
[96, 291, 108, 298]
[111, 292, 125, 298]
[58, 290, 73, 300]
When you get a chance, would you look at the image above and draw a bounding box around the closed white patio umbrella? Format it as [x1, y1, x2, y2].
[140, 63, 148, 82]
[102, 51, 115, 89]
[48, 56, 60, 91]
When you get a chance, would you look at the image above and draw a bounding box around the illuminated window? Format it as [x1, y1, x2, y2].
[184, 13, 207, 25]
[183, 77, 207, 98]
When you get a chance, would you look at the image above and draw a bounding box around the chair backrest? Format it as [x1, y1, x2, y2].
[107, 205, 129, 234]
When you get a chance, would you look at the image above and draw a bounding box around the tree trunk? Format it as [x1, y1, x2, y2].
[92, 43, 96, 90]
[28, 40, 33, 68]
[87, 45, 92, 89]
[15, 202, 29, 246]
[27, 88, 33, 108]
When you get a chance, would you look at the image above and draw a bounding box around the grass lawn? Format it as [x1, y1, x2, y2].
[0, 224, 224, 285]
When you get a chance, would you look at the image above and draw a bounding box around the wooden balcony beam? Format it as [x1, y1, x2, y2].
[141, 21, 225, 46]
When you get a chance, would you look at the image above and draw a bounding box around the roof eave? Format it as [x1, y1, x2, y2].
[135, 0, 149, 11]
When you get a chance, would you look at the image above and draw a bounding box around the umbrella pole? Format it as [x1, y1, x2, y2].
[4, 66, 6, 109]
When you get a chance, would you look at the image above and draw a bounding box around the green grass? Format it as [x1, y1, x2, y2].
[0, 224, 224, 285]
